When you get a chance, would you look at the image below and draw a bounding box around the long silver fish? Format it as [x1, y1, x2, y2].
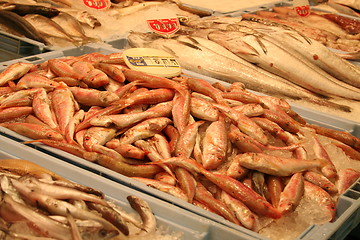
[207, 30, 360, 100]
[234, 20, 360, 88]
[128, 32, 352, 112]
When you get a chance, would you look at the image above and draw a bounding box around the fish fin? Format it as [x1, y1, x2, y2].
[285, 32, 312, 45]
[163, 46, 178, 57]
[185, 36, 200, 45]
[251, 35, 267, 55]
[177, 40, 203, 51]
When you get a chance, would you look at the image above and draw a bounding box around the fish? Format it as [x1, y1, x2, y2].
[127, 32, 352, 112]
[278, 172, 304, 214]
[70, 87, 119, 107]
[271, 6, 360, 40]
[32, 88, 59, 130]
[90, 101, 172, 129]
[0, 122, 64, 141]
[0, 2, 60, 18]
[51, 86, 77, 135]
[327, 0, 360, 18]
[236, 20, 360, 88]
[13, 187, 118, 232]
[56, 8, 101, 28]
[194, 183, 240, 225]
[86, 202, 129, 236]
[2, 193, 74, 240]
[23, 13, 79, 47]
[51, 12, 99, 44]
[19, 177, 108, 206]
[328, 0, 360, 11]
[127, 195, 157, 235]
[207, 30, 360, 100]
[245, 12, 360, 53]
[119, 117, 172, 145]
[234, 152, 325, 176]
[201, 117, 228, 170]
[0, 10, 47, 44]
[220, 190, 258, 231]
[303, 181, 336, 222]
[321, 13, 360, 35]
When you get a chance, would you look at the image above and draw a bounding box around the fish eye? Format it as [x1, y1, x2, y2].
[99, 229, 109, 237]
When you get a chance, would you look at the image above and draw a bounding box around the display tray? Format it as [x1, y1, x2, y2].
[0, 31, 48, 63]
[0, 44, 359, 240]
[0, 126, 359, 240]
[0, 133, 252, 240]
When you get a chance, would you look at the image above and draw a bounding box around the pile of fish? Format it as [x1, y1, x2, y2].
[246, 6, 360, 54]
[0, 52, 359, 238]
[0, 0, 203, 48]
[0, 1, 101, 47]
[127, 13, 360, 117]
[242, 7, 360, 53]
[0, 158, 159, 239]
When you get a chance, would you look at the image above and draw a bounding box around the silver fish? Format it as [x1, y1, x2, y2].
[207, 30, 360, 100]
[127, 32, 352, 112]
[235, 20, 360, 88]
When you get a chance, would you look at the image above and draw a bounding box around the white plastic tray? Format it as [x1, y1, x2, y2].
[0, 133, 253, 240]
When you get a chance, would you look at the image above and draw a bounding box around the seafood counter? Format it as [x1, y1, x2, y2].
[0, 1, 359, 239]
[0, 46, 359, 240]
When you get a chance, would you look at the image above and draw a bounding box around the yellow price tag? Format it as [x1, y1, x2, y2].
[123, 48, 182, 78]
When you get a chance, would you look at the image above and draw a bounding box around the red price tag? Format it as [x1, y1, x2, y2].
[83, 0, 110, 10]
[147, 18, 180, 36]
[294, 5, 310, 16]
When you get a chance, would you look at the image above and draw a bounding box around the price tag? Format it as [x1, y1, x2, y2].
[82, 0, 110, 10]
[123, 48, 182, 78]
[293, 0, 311, 16]
[146, 18, 180, 37]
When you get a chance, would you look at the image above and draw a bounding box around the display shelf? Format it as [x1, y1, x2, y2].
[0, 44, 358, 240]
